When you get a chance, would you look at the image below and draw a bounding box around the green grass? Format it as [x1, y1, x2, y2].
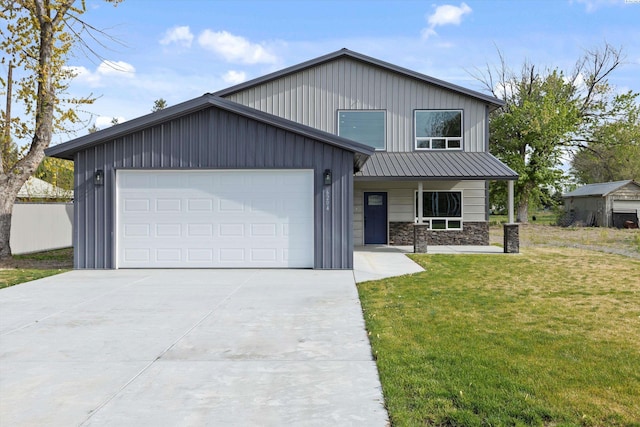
[12, 247, 73, 262]
[358, 248, 640, 426]
[0, 268, 69, 289]
[0, 248, 72, 289]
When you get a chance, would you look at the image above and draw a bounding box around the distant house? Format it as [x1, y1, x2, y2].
[17, 177, 73, 201]
[563, 180, 640, 228]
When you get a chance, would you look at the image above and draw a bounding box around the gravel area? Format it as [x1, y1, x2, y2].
[491, 224, 640, 259]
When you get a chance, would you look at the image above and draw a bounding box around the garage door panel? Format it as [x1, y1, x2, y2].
[613, 200, 640, 212]
[188, 224, 214, 237]
[187, 199, 213, 211]
[117, 170, 313, 268]
[187, 248, 213, 262]
[156, 199, 181, 212]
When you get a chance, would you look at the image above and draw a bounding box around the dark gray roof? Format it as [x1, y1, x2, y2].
[45, 94, 374, 169]
[214, 48, 504, 111]
[355, 152, 518, 181]
[563, 180, 639, 198]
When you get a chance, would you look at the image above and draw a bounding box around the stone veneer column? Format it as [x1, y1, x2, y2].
[503, 223, 519, 253]
[413, 224, 430, 253]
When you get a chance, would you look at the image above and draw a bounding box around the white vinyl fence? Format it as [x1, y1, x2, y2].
[10, 203, 73, 255]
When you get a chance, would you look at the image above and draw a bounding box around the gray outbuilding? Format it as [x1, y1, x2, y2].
[45, 95, 373, 269]
[563, 180, 640, 228]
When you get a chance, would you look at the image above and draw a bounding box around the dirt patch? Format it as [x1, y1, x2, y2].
[491, 224, 640, 259]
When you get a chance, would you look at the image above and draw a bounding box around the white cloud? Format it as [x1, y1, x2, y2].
[95, 116, 126, 129]
[222, 70, 247, 85]
[197, 30, 277, 64]
[97, 60, 136, 77]
[160, 26, 194, 47]
[65, 60, 135, 88]
[571, 0, 624, 13]
[422, 2, 472, 39]
[65, 66, 101, 86]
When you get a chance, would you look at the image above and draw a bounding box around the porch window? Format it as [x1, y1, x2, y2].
[415, 191, 463, 230]
[338, 110, 386, 150]
[415, 110, 462, 150]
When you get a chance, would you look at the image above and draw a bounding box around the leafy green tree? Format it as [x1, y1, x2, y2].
[477, 44, 630, 222]
[572, 144, 640, 183]
[152, 98, 167, 112]
[484, 67, 581, 221]
[571, 91, 640, 183]
[35, 156, 74, 190]
[0, 0, 121, 259]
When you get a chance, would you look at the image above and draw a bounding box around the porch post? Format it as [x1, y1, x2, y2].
[507, 179, 515, 224]
[504, 179, 519, 253]
[417, 181, 424, 224]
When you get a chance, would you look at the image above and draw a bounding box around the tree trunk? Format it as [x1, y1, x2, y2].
[0, 3, 60, 259]
[0, 180, 22, 259]
[515, 182, 532, 224]
[517, 202, 529, 224]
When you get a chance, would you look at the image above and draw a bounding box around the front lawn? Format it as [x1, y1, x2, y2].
[0, 248, 72, 289]
[358, 248, 640, 426]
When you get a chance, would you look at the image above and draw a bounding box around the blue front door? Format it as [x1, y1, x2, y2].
[364, 192, 388, 244]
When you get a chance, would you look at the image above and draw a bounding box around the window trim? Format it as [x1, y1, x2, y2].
[414, 190, 463, 230]
[414, 109, 463, 151]
[337, 109, 387, 151]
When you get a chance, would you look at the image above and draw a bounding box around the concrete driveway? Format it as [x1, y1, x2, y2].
[0, 269, 388, 426]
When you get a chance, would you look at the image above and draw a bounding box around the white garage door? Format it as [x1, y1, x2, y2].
[613, 200, 640, 213]
[116, 170, 314, 268]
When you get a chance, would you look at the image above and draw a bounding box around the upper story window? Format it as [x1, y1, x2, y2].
[338, 110, 386, 151]
[415, 110, 463, 150]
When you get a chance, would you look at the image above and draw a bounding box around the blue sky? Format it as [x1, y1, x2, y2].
[48, 0, 640, 141]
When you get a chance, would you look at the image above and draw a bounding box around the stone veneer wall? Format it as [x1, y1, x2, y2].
[389, 222, 415, 245]
[503, 223, 520, 253]
[390, 221, 489, 251]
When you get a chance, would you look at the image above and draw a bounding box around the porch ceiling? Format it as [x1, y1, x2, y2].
[354, 152, 518, 181]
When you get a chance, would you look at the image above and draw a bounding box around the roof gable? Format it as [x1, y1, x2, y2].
[214, 48, 504, 110]
[563, 180, 640, 198]
[45, 94, 373, 169]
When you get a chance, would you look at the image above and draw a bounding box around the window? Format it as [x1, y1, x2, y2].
[415, 191, 462, 230]
[415, 110, 462, 150]
[338, 110, 386, 150]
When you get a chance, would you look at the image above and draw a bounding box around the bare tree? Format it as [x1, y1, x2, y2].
[473, 43, 630, 222]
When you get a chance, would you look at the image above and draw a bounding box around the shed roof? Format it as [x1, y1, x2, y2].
[355, 152, 518, 181]
[18, 177, 73, 199]
[214, 48, 504, 111]
[45, 94, 374, 170]
[563, 180, 640, 198]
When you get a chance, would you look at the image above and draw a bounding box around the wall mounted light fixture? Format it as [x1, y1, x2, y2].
[323, 169, 332, 186]
[94, 169, 104, 186]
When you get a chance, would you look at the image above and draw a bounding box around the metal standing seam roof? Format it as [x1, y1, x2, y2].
[214, 48, 505, 111]
[355, 152, 518, 181]
[563, 180, 639, 198]
[45, 94, 374, 170]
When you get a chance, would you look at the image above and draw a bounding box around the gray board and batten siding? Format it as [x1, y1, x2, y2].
[46, 95, 373, 270]
[216, 49, 504, 153]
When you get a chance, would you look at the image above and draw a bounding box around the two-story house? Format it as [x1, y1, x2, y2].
[46, 49, 517, 270]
